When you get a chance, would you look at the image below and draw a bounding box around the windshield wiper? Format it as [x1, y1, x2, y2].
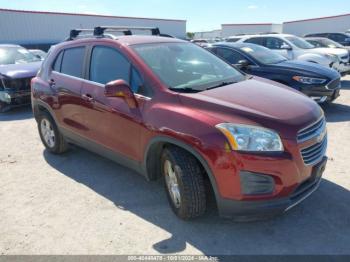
[169, 87, 201, 93]
[205, 81, 237, 90]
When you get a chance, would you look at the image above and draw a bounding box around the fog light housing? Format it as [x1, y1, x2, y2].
[240, 171, 275, 195]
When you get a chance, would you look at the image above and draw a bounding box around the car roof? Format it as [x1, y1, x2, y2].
[230, 33, 295, 39]
[0, 44, 22, 48]
[304, 37, 329, 40]
[212, 42, 257, 49]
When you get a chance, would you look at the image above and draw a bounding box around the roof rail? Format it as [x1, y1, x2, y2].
[67, 29, 94, 40]
[93, 26, 161, 36]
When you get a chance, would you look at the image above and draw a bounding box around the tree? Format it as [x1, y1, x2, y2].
[186, 32, 195, 39]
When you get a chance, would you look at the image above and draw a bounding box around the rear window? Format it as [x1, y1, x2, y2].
[60, 47, 85, 78]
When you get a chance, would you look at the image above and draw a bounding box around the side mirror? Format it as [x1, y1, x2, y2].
[236, 59, 250, 69]
[105, 79, 137, 108]
[281, 44, 292, 50]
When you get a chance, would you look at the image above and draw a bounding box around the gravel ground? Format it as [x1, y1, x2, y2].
[0, 77, 350, 255]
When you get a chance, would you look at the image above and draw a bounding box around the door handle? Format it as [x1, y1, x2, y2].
[82, 93, 94, 103]
[48, 79, 55, 88]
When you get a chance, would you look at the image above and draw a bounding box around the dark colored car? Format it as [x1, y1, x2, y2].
[207, 43, 341, 103]
[32, 27, 327, 220]
[304, 33, 350, 46]
[0, 44, 42, 112]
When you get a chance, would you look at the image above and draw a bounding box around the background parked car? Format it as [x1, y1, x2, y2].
[233, 34, 349, 75]
[304, 37, 350, 74]
[29, 49, 47, 61]
[207, 42, 341, 103]
[0, 44, 41, 112]
[305, 32, 350, 46]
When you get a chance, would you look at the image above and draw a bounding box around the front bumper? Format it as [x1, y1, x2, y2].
[0, 90, 31, 105]
[333, 62, 350, 75]
[217, 157, 327, 221]
[299, 79, 341, 102]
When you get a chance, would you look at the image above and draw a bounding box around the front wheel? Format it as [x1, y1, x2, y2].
[37, 112, 68, 154]
[161, 146, 206, 219]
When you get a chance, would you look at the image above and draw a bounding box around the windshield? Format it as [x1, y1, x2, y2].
[132, 42, 245, 91]
[239, 44, 287, 64]
[321, 38, 344, 48]
[0, 46, 41, 65]
[286, 36, 315, 49]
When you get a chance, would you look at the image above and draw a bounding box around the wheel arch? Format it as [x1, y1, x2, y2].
[33, 100, 58, 124]
[143, 136, 220, 202]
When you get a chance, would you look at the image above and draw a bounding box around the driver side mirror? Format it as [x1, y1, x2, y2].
[104, 79, 137, 109]
[281, 43, 292, 50]
[235, 59, 250, 69]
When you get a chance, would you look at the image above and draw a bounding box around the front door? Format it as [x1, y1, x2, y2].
[80, 45, 143, 161]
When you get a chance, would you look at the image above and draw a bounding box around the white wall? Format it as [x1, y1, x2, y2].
[221, 24, 282, 37]
[193, 29, 222, 39]
[0, 9, 187, 44]
[283, 14, 350, 36]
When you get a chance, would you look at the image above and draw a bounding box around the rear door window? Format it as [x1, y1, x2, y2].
[53, 51, 63, 72]
[60, 47, 85, 78]
[244, 37, 264, 46]
[329, 33, 346, 42]
[215, 48, 247, 64]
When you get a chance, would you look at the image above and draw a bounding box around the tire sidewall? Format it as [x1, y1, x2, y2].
[38, 113, 60, 153]
[161, 149, 187, 217]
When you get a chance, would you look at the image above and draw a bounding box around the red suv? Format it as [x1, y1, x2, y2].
[31, 27, 327, 220]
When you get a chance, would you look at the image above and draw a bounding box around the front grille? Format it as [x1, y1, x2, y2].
[300, 136, 327, 165]
[297, 117, 326, 143]
[3, 77, 32, 91]
[326, 78, 341, 90]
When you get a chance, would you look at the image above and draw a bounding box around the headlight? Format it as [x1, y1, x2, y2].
[292, 76, 327, 85]
[216, 123, 283, 152]
[324, 53, 339, 62]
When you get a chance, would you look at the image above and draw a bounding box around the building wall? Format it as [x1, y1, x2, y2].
[193, 29, 222, 39]
[221, 23, 282, 37]
[0, 9, 186, 46]
[283, 14, 350, 36]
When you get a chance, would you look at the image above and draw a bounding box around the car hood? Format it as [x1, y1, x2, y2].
[269, 60, 340, 79]
[0, 62, 41, 79]
[312, 47, 348, 57]
[179, 77, 323, 139]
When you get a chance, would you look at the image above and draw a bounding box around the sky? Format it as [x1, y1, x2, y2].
[0, 0, 349, 32]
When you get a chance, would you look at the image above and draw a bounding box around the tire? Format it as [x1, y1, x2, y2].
[161, 146, 206, 219]
[37, 111, 68, 154]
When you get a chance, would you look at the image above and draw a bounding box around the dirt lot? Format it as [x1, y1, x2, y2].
[1, 77, 350, 255]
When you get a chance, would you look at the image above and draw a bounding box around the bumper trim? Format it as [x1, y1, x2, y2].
[217, 157, 327, 221]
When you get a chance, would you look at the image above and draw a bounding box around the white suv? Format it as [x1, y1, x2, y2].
[232, 34, 349, 74]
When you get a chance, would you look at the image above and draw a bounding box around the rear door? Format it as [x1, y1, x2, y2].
[49, 46, 87, 134]
[80, 44, 147, 161]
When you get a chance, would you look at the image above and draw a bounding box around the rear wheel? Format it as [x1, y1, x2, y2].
[38, 112, 68, 154]
[161, 146, 206, 219]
